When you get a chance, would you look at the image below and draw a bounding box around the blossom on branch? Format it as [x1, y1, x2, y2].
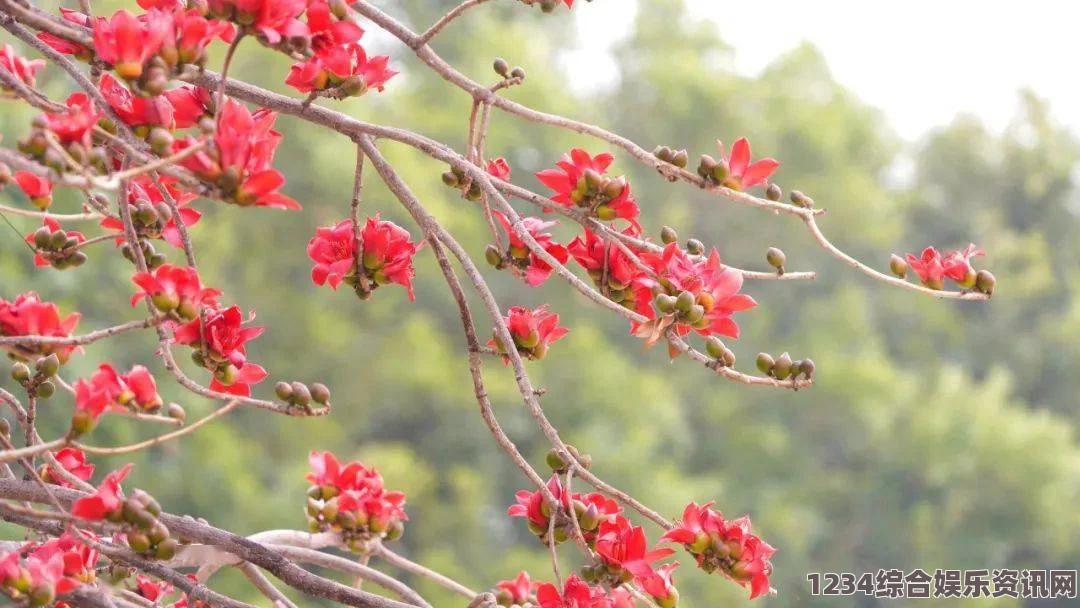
[715, 138, 779, 191]
[0, 43, 45, 92]
[92, 9, 171, 81]
[41, 447, 95, 487]
[71, 463, 134, 520]
[535, 575, 634, 608]
[286, 43, 396, 96]
[568, 228, 653, 316]
[492, 212, 569, 286]
[487, 157, 512, 181]
[13, 172, 53, 210]
[305, 451, 408, 550]
[26, 216, 87, 270]
[206, 0, 307, 46]
[0, 292, 81, 362]
[41, 93, 103, 148]
[536, 148, 641, 229]
[38, 9, 93, 58]
[173, 305, 268, 396]
[102, 175, 201, 248]
[131, 264, 220, 317]
[494, 571, 536, 606]
[491, 305, 569, 363]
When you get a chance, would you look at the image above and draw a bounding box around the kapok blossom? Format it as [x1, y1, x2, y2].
[173, 305, 268, 396]
[160, 8, 235, 70]
[131, 263, 220, 316]
[494, 571, 536, 606]
[508, 475, 621, 545]
[101, 174, 201, 248]
[358, 215, 419, 300]
[716, 138, 779, 191]
[41, 447, 95, 488]
[173, 100, 300, 209]
[71, 463, 134, 520]
[593, 517, 675, 588]
[490, 305, 569, 363]
[306, 451, 408, 543]
[286, 43, 396, 96]
[38, 9, 93, 58]
[72, 363, 164, 433]
[42, 93, 103, 148]
[0, 292, 81, 362]
[568, 228, 653, 316]
[941, 243, 984, 288]
[99, 72, 176, 130]
[661, 502, 775, 600]
[0, 43, 45, 91]
[13, 171, 53, 210]
[165, 84, 214, 129]
[92, 9, 171, 80]
[536, 149, 641, 229]
[643, 244, 757, 339]
[494, 212, 569, 286]
[487, 157, 512, 181]
[135, 574, 173, 602]
[206, 0, 307, 46]
[30, 532, 99, 590]
[307, 219, 356, 290]
[535, 575, 634, 608]
[0, 544, 78, 606]
[26, 216, 86, 268]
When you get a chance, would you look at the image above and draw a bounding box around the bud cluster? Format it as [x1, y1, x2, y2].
[305, 451, 408, 553]
[0, 532, 98, 607]
[509, 476, 620, 548]
[123, 240, 169, 271]
[0, 293, 81, 363]
[275, 380, 331, 410]
[755, 352, 814, 381]
[72, 363, 164, 436]
[492, 57, 527, 82]
[653, 145, 689, 169]
[16, 98, 106, 199]
[27, 217, 87, 270]
[490, 305, 569, 362]
[10, 353, 60, 400]
[442, 165, 483, 200]
[115, 489, 179, 561]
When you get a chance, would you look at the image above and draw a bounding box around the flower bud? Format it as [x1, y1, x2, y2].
[484, 244, 503, 268]
[151, 292, 180, 312]
[712, 159, 730, 184]
[274, 381, 293, 401]
[705, 336, 725, 359]
[766, 247, 786, 274]
[11, 362, 32, 382]
[127, 530, 151, 553]
[148, 128, 174, 156]
[660, 225, 678, 245]
[385, 519, 405, 541]
[675, 290, 695, 314]
[685, 304, 705, 324]
[149, 252, 168, 269]
[148, 521, 169, 545]
[653, 145, 673, 162]
[697, 154, 717, 179]
[799, 358, 815, 380]
[655, 293, 677, 314]
[722, 347, 736, 368]
[493, 57, 510, 77]
[975, 270, 996, 296]
[510, 66, 526, 80]
[311, 382, 331, 405]
[772, 352, 793, 380]
[36, 354, 60, 377]
[35, 380, 55, 399]
[0, 418, 9, 436]
[755, 352, 774, 375]
[48, 230, 68, 250]
[28, 582, 54, 607]
[70, 409, 97, 437]
[765, 183, 782, 201]
[290, 382, 312, 407]
[594, 204, 616, 221]
[155, 202, 173, 224]
[33, 226, 52, 249]
[441, 171, 459, 188]
[546, 448, 568, 472]
[154, 538, 178, 560]
[889, 254, 908, 279]
[686, 239, 704, 256]
[790, 190, 814, 208]
[671, 149, 689, 169]
[167, 403, 186, 422]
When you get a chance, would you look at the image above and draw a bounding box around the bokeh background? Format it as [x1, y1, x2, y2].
[2, 0, 1079, 606]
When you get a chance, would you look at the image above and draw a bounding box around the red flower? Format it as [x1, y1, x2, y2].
[71, 463, 133, 520]
[941, 243, 984, 287]
[71, 363, 126, 433]
[164, 85, 214, 128]
[306, 451, 408, 536]
[14, 171, 53, 209]
[508, 475, 569, 532]
[661, 502, 775, 600]
[121, 365, 162, 410]
[131, 263, 220, 315]
[207, 0, 307, 45]
[487, 157, 512, 181]
[307, 219, 355, 289]
[716, 138, 779, 191]
[92, 9, 172, 80]
[38, 9, 92, 57]
[637, 563, 679, 607]
[135, 574, 173, 601]
[102, 175, 201, 248]
[174, 100, 300, 209]
[643, 245, 757, 339]
[0, 43, 45, 90]
[0, 292, 81, 362]
[42, 93, 103, 147]
[905, 246, 945, 289]
[30, 532, 99, 591]
[26, 216, 86, 268]
[162, 9, 235, 69]
[594, 517, 674, 578]
[173, 305, 267, 396]
[359, 215, 418, 300]
[286, 43, 396, 95]
[536, 149, 640, 228]
[536, 575, 622, 608]
[494, 212, 569, 286]
[41, 447, 95, 487]
[491, 305, 569, 362]
[495, 571, 536, 606]
[306, 0, 364, 52]
[0, 547, 73, 603]
[568, 228, 653, 316]
[99, 73, 175, 128]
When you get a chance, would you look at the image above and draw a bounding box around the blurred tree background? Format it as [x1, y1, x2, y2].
[2, 0, 1079, 606]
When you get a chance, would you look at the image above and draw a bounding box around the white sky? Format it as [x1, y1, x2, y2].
[566, 0, 1079, 140]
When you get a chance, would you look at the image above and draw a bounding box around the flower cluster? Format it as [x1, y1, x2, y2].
[0, 293, 81, 363]
[568, 228, 653, 316]
[26, 216, 87, 270]
[286, 1, 395, 97]
[71, 464, 179, 560]
[490, 305, 569, 363]
[0, 43, 45, 94]
[132, 263, 220, 318]
[307, 216, 419, 300]
[536, 149, 640, 230]
[71, 363, 163, 435]
[896, 244, 995, 294]
[661, 502, 775, 599]
[305, 451, 407, 552]
[508, 476, 620, 546]
[0, 532, 98, 607]
[175, 304, 268, 396]
[535, 575, 635, 608]
[695, 138, 779, 192]
[487, 212, 569, 286]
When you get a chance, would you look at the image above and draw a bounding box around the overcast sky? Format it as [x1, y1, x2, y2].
[565, 0, 1077, 140]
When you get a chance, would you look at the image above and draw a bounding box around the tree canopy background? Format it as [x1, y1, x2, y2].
[2, 0, 1078, 606]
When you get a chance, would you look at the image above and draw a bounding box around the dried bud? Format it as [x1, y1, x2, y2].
[0, 418, 8, 436]
[660, 225, 678, 245]
[310, 382, 331, 405]
[493, 57, 510, 77]
[686, 239, 705, 256]
[755, 352, 774, 375]
[765, 183, 782, 201]
[766, 247, 786, 274]
[696, 154, 717, 179]
[889, 254, 908, 279]
[671, 149, 689, 169]
[975, 270, 996, 296]
[790, 190, 814, 208]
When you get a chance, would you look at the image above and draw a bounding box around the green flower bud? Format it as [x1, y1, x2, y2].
[11, 362, 31, 382]
[149, 252, 167, 269]
[755, 352, 775, 375]
[603, 176, 626, 199]
[290, 382, 312, 407]
[151, 292, 180, 312]
[799, 358, 815, 380]
[493, 57, 510, 77]
[671, 149, 689, 169]
[686, 304, 706, 324]
[766, 247, 786, 273]
[33, 226, 52, 249]
[722, 347, 737, 368]
[653, 145, 673, 162]
[675, 290, 695, 314]
[686, 239, 705, 256]
[975, 270, 996, 296]
[697, 154, 717, 179]
[311, 382, 331, 405]
[70, 409, 97, 437]
[772, 352, 793, 380]
[546, 448, 568, 472]
[167, 403, 186, 422]
[148, 521, 169, 544]
[69, 251, 88, 267]
[135, 202, 159, 226]
[889, 254, 908, 279]
[155, 202, 173, 224]
[712, 159, 730, 183]
[35, 380, 55, 399]
[127, 530, 151, 553]
[154, 538, 178, 560]
[36, 354, 60, 377]
[441, 171, 459, 188]
[705, 336, 725, 359]
[790, 190, 814, 208]
[484, 244, 503, 268]
[655, 293, 677, 314]
[765, 183, 782, 201]
[660, 225, 678, 245]
[594, 204, 616, 221]
[956, 267, 978, 290]
[48, 230, 68, 250]
[385, 519, 405, 541]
